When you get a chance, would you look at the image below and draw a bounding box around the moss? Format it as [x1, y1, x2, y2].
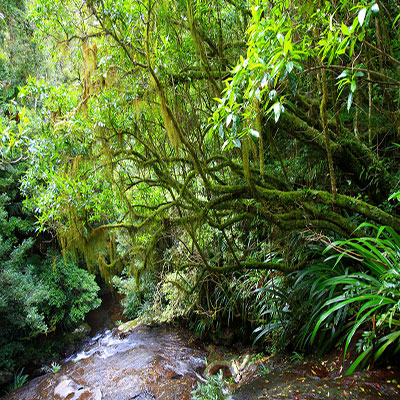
[117, 318, 143, 334]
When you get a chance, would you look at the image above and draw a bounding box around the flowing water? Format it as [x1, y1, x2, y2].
[2, 324, 206, 400]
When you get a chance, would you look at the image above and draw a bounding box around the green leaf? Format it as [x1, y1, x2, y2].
[344, 305, 381, 357]
[389, 191, 400, 201]
[393, 13, 400, 28]
[261, 74, 268, 88]
[358, 8, 367, 27]
[337, 70, 349, 79]
[285, 61, 294, 74]
[250, 129, 260, 138]
[374, 331, 400, 361]
[311, 295, 384, 344]
[347, 91, 353, 111]
[346, 346, 372, 375]
[226, 114, 233, 127]
[283, 32, 292, 54]
[233, 138, 241, 148]
[371, 3, 379, 14]
[277, 32, 284, 45]
[337, 37, 349, 55]
[218, 125, 224, 138]
[341, 23, 350, 36]
[273, 102, 281, 123]
[349, 39, 356, 58]
[222, 139, 230, 151]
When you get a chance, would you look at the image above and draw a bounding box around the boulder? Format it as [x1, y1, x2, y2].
[117, 318, 143, 334]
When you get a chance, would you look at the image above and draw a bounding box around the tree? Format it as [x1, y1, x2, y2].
[0, 0, 42, 106]
[21, 0, 400, 292]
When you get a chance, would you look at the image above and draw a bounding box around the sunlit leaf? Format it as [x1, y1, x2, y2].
[371, 3, 379, 14]
[358, 8, 367, 27]
[341, 23, 350, 36]
[337, 70, 349, 80]
[347, 92, 353, 111]
[269, 90, 277, 100]
[273, 102, 281, 123]
[286, 61, 294, 73]
[226, 114, 233, 127]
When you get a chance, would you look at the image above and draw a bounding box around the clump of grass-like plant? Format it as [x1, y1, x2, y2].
[6, 368, 29, 393]
[311, 223, 400, 374]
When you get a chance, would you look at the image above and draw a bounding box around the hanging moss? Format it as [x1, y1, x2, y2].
[97, 231, 124, 285]
[159, 88, 181, 150]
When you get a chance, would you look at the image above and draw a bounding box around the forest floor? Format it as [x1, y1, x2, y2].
[218, 342, 400, 400]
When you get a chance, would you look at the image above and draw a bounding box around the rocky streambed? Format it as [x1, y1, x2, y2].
[2, 317, 400, 400]
[2, 323, 205, 400]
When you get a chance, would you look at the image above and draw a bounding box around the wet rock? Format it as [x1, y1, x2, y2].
[74, 323, 92, 336]
[54, 377, 76, 398]
[53, 376, 92, 400]
[207, 362, 233, 380]
[169, 373, 183, 380]
[63, 323, 92, 357]
[93, 387, 102, 399]
[130, 390, 155, 399]
[117, 318, 143, 334]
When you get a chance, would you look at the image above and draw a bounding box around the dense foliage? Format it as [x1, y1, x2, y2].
[0, 156, 100, 379]
[0, 0, 43, 106]
[1, 0, 400, 377]
[0, 2, 100, 382]
[22, 0, 400, 270]
[312, 224, 400, 374]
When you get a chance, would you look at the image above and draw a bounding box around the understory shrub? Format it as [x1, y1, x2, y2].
[0, 266, 49, 373]
[0, 254, 101, 375]
[191, 371, 231, 400]
[154, 270, 199, 323]
[253, 273, 307, 352]
[0, 159, 101, 379]
[113, 268, 156, 319]
[34, 254, 101, 330]
[310, 224, 400, 373]
[253, 224, 400, 374]
[252, 223, 400, 373]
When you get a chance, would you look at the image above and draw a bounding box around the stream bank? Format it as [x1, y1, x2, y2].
[231, 350, 400, 399]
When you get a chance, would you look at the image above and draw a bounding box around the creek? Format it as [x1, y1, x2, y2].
[2, 323, 206, 400]
[2, 294, 400, 400]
